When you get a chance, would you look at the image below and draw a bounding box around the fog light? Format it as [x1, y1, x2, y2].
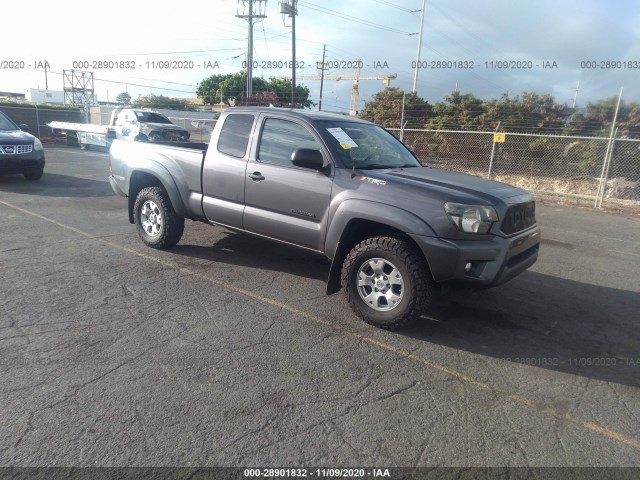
[464, 262, 473, 273]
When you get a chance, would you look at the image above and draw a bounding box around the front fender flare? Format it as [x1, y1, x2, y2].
[324, 200, 437, 294]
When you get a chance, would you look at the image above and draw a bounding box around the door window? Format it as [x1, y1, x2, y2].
[258, 118, 321, 167]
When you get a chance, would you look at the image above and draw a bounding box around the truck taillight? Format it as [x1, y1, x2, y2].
[108, 158, 112, 173]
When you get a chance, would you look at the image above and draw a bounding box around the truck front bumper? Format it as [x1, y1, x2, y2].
[410, 226, 540, 287]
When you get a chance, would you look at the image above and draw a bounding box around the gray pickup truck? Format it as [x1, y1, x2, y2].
[109, 107, 540, 329]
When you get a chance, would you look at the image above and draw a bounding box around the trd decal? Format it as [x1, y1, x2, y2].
[358, 176, 387, 185]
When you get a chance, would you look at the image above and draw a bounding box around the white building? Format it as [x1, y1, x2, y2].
[26, 88, 98, 105]
[26, 89, 65, 104]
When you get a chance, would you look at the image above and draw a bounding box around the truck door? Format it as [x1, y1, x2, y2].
[243, 116, 333, 251]
[201, 113, 255, 228]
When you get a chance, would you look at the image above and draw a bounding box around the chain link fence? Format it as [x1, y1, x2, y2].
[390, 128, 640, 209]
[3, 103, 638, 209]
[0, 104, 84, 141]
[165, 117, 217, 143]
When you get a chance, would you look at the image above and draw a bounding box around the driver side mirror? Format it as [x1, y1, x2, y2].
[291, 148, 326, 170]
[19, 124, 30, 132]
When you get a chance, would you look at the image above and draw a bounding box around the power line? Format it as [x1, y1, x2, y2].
[297, 1, 413, 35]
[370, 0, 415, 13]
[428, 2, 502, 55]
[106, 47, 243, 57]
[25, 68, 197, 94]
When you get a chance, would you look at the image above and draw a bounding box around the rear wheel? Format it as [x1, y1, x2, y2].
[341, 236, 434, 329]
[24, 169, 43, 181]
[133, 186, 184, 249]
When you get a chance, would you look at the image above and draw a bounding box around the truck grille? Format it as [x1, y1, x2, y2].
[0, 144, 32, 155]
[501, 201, 536, 235]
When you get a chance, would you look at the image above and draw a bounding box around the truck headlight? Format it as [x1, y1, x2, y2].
[33, 138, 44, 151]
[444, 203, 498, 234]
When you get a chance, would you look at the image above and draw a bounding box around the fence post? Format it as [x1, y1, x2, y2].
[34, 105, 41, 139]
[597, 127, 618, 208]
[400, 91, 406, 141]
[487, 122, 501, 179]
[595, 87, 623, 208]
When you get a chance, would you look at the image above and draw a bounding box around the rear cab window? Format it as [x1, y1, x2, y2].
[217, 114, 255, 158]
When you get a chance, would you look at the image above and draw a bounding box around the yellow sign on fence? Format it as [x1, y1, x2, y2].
[493, 133, 506, 143]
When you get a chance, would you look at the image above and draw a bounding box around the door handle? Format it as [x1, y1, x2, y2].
[247, 172, 265, 181]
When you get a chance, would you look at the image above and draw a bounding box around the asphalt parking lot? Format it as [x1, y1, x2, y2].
[1, 146, 639, 471]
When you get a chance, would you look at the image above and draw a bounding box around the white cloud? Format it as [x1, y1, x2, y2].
[2, 0, 639, 107]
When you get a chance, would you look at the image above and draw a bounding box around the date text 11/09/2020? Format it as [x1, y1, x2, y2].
[410, 60, 559, 69]
[505, 357, 640, 367]
[243, 468, 391, 478]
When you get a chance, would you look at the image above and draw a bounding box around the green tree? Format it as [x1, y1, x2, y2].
[132, 94, 193, 110]
[263, 77, 314, 108]
[196, 74, 229, 104]
[360, 87, 431, 128]
[480, 92, 571, 134]
[564, 97, 640, 138]
[196, 72, 266, 106]
[116, 92, 131, 105]
[481, 94, 526, 130]
[197, 72, 313, 108]
[428, 91, 485, 130]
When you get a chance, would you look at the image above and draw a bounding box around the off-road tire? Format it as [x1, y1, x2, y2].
[133, 186, 184, 249]
[24, 169, 44, 181]
[341, 236, 434, 330]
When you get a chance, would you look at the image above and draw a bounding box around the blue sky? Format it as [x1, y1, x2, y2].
[3, 0, 639, 112]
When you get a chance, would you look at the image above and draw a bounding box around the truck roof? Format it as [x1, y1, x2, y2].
[223, 106, 371, 123]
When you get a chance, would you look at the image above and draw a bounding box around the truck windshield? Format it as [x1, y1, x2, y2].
[134, 112, 172, 124]
[317, 120, 421, 170]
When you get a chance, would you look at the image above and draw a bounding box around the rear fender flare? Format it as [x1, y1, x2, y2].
[127, 166, 187, 223]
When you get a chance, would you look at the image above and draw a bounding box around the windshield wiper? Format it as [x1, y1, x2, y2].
[360, 163, 419, 170]
[360, 164, 394, 169]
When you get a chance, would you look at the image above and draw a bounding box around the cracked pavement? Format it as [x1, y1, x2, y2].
[0, 146, 639, 467]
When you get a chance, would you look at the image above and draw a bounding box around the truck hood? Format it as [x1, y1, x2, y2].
[362, 166, 529, 205]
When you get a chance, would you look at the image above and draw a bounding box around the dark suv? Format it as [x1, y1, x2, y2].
[0, 111, 45, 180]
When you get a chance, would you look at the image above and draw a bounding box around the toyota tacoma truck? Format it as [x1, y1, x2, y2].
[109, 107, 540, 329]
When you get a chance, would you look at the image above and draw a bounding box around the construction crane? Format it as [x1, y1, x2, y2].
[294, 59, 397, 115]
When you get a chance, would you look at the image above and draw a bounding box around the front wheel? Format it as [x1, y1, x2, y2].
[341, 236, 434, 330]
[133, 186, 184, 249]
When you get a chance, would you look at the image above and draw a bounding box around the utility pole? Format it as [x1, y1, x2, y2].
[318, 44, 326, 111]
[237, 0, 267, 102]
[349, 60, 361, 116]
[572, 80, 580, 109]
[412, 0, 426, 93]
[281, 0, 298, 106]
